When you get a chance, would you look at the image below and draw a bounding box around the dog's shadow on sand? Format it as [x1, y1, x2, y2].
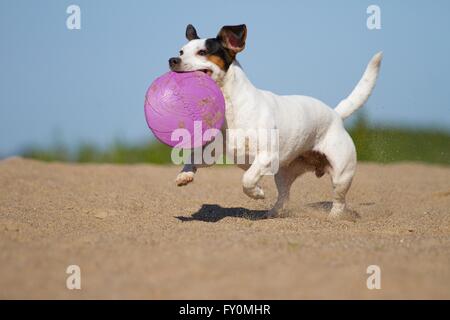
[176, 201, 361, 223]
[176, 204, 268, 222]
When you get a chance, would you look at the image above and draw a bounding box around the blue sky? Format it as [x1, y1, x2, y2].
[1, 0, 449, 156]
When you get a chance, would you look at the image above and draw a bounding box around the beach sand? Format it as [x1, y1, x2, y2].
[0, 157, 449, 299]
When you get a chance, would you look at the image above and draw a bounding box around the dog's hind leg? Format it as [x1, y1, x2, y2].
[329, 170, 354, 220]
[322, 131, 357, 220]
[265, 161, 308, 218]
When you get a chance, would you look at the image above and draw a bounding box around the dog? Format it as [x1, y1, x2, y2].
[169, 24, 382, 220]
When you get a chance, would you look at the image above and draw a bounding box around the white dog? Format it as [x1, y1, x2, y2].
[169, 24, 382, 219]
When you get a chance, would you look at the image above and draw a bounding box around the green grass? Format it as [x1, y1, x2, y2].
[23, 141, 174, 165]
[21, 119, 450, 165]
[350, 119, 449, 165]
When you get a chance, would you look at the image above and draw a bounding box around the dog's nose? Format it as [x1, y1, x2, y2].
[169, 57, 181, 68]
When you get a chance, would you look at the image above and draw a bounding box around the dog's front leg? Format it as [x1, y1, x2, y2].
[176, 163, 197, 186]
[242, 152, 275, 200]
[176, 160, 218, 186]
[175, 137, 224, 186]
[175, 154, 214, 186]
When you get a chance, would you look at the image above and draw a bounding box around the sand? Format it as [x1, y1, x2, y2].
[0, 157, 449, 299]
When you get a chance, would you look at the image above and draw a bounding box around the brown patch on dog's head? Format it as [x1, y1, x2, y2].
[203, 25, 247, 72]
[204, 38, 235, 71]
[207, 54, 226, 71]
[174, 24, 247, 77]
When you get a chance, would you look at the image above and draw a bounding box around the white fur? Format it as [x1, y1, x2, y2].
[174, 38, 382, 220]
[335, 52, 383, 119]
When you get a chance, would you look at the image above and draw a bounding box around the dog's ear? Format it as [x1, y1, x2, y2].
[217, 24, 247, 53]
[186, 24, 199, 41]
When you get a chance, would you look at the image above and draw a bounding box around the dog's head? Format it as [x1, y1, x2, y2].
[169, 24, 247, 83]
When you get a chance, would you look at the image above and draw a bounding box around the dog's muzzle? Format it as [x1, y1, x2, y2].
[169, 57, 181, 70]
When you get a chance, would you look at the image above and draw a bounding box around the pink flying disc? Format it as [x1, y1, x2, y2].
[144, 71, 225, 148]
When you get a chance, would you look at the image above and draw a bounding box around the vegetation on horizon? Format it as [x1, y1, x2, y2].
[21, 118, 450, 165]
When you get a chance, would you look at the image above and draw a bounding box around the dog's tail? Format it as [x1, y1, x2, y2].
[334, 52, 383, 119]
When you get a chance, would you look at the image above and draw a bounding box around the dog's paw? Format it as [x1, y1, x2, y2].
[176, 171, 195, 186]
[327, 209, 358, 222]
[262, 209, 280, 219]
[243, 185, 265, 200]
[327, 203, 358, 222]
[262, 206, 291, 219]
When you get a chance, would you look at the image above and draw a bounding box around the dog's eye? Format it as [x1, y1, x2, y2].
[179, 50, 183, 56]
[197, 50, 207, 56]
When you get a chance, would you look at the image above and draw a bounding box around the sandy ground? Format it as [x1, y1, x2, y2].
[0, 157, 449, 299]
